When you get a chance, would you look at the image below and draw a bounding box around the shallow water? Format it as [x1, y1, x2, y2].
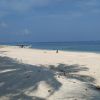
[1, 41, 100, 53]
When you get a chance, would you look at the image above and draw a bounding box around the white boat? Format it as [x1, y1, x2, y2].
[17, 44, 32, 48]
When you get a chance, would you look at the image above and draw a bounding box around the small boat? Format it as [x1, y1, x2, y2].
[16, 44, 32, 48]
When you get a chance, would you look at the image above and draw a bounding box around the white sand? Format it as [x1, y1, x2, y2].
[0, 46, 100, 100]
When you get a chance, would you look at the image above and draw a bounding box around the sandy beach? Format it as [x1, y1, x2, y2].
[0, 46, 100, 100]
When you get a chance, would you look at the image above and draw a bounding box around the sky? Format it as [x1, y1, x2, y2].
[0, 0, 100, 42]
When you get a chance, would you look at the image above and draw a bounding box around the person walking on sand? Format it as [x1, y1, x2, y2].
[56, 49, 59, 53]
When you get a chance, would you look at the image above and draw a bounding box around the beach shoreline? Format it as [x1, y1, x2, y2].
[0, 45, 100, 100]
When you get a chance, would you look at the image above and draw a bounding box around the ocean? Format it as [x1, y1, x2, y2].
[1, 41, 100, 53]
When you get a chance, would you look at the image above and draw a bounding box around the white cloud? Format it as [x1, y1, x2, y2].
[0, 0, 68, 19]
[0, 0, 100, 12]
[20, 29, 31, 36]
[14, 29, 31, 36]
[0, 0, 100, 19]
[92, 9, 100, 13]
[78, 0, 100, 9]
[75, 0, 100, 15]
[24, 29, 30, 34]
[0, 0, 51, 12]
[0, 22, 7, 28]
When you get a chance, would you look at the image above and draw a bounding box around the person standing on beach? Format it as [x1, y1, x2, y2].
[56, 49, 59, 53]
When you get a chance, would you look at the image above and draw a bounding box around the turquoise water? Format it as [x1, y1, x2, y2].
[1, 41, 100, 53]
[31, 42, 100, 53]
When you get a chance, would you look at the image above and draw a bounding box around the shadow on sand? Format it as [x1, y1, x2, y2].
[0, 51, 8, 54]
[0, 56, 100, 100]
[49, 64, 95, 83]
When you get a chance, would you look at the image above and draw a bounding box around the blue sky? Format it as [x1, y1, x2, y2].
[0, 0, 100, 42]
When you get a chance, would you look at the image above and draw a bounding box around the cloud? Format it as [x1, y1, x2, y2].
[0, 0, 100, 11]
[91, 8, 100, 14]
[0, 0, 96, 12]
[23, 29, 31, 35]
[43, 11, 83, 19]
[77, 0, 100, 10]
[0, 10, 8, 18]
[0, 0, 100, 19]
[16, 29, 31, 36]
[0, 22, 7, 28]
[0, 0, 51, 12]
